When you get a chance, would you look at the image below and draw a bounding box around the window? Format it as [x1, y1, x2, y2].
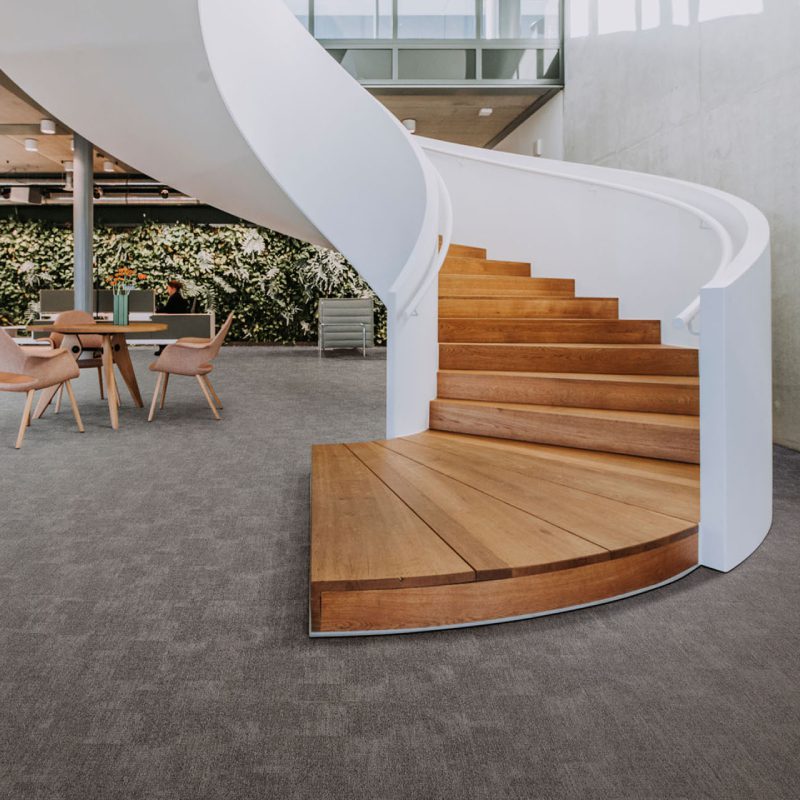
[315, 0, 393, 39]
[482, 1, 560, 40]
[397, 49, 477, 79]
[397, 0, 476, 39]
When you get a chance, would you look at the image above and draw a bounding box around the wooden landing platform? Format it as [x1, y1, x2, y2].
[310, 431, 699, 635]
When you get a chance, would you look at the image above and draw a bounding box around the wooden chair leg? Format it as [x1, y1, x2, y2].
[204, 376, 223, 409]
[160, 372, 169, 409]
[55, 383, 63, 414]
[148, 373, 163, 422]
[15, 390, 35, 449]
[97, 366, 104, 400]
[63, 381, 84, 433]
[197, 375, 221, 420]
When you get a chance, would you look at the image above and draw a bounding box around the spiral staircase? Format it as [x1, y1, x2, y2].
[1, 0, 773, 636]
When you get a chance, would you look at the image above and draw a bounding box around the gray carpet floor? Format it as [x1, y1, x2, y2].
[0, 346, 797, 800]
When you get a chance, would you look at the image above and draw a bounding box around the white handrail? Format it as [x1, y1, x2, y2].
[421, 141, 735, 333]
[402, 169, 453, 319]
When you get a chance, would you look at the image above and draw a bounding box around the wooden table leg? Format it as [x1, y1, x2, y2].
[102, 337, 120, 430]
[111, 334, 144, 407]
[33, 334, 80, 420]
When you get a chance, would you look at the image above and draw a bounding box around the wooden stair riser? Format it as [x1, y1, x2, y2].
[446, 244, 487, 259]
[439, 276, 571, 295]
[439, 318, 661, 344]
[440, 297, 619, 319]
[441, 257, 531, 277]
[437, 371, 700, 415]
[439, 343, 699, 375]
[429, 400, 700, 464]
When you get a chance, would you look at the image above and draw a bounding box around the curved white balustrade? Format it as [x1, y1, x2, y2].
[421, 138, 772, 572]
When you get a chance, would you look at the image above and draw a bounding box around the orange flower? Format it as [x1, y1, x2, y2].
[138, 273, 147, 281]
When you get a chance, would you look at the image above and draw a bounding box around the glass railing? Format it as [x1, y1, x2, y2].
[286, 0, 563, 87]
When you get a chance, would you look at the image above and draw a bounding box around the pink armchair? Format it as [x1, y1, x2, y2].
[47, 310, 107, 407]
[147, 313, 233, 422]
[0, 330, 84, 448]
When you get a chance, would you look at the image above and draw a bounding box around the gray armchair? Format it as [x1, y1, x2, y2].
[317, 298, 374, 357]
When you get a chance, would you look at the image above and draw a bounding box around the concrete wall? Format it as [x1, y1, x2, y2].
[494, 92, 564, 159]
[563, 0, 800, 449]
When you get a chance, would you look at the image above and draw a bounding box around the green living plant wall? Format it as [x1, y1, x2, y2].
[0, 219, 387, 344]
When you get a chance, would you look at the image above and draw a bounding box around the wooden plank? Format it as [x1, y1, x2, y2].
[429, 399, 700, 463]
[437, 370, 699, 415]
[438, 318, 661, 344]
[439, 343, 699, 375]
[310, 444, 475, 599]
[441, 257, 530, 277]
[413, 430, 700, 486]
[439, 297, 619, 319]
[372, 436, 697, 553]
[439, 275, 574, 295]
[317, 534, 698, 632]
[447, 244, 487, 259]
[347, 441, 608, 581]
[384, 433, 700, 521]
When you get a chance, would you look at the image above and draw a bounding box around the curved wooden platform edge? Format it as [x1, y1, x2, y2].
[308, 534, 700, 638]
[309, 430, 700, 635]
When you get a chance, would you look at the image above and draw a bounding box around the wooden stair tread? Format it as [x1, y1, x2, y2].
[430, 399, 700, 463]
[439, 275, 572, 292]
[440, 297, 620, 319]
[431, 398, 699, 428]
[310, 444, 475, 592]
[439, 342, 698, 376]
[441, 258, 531, 277]
[347, 442, 608, 581]
[447, 243, 487, 259]
[438, 370, 699, 386]
[439, 318, 661, 344]
[410, 430, 700, 485]
[405, 431, 699, 517]
[374, 437, 697, 554]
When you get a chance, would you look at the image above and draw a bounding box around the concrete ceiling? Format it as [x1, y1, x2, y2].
[0, 74, 133, 175]
[371, 88, 555, 148]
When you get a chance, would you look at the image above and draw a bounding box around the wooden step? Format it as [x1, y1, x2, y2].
[437, 371, 699, 415]
[404, 431, 700, 517]
[440, 274, 573, 294]
[439, 343, 698, 375]
[429, 399, 700, 463]
[447, 243, 487, 259]
[440, 256, 531, 277]
[440, 297, 619, 319]
[310, 444, 475, 628]
[385, 433, 699, 535]
[439, 318, 660, 344]
[348, 441, 608, 581]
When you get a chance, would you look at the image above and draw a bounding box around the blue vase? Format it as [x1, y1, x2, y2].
[113, 292, 129, 326]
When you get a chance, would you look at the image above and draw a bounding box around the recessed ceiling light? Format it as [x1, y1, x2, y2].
[40, 119, 56, 135]
[103, 160, 116, 173]
[478, 107, 493, 117]
[24, 138, 38, 152]
[402, 118, 416, 134]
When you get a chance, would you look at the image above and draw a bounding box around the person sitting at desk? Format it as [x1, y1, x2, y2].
[155, 280, 191, 354]
[158, 279, 191, 314]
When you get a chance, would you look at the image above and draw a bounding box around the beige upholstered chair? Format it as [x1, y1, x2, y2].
[47, 310, 106, 407]
[148, 313, 233, 421]
[0, 330, 84, 448]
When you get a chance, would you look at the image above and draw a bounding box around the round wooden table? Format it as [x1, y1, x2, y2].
[28, 322, 167, 430]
